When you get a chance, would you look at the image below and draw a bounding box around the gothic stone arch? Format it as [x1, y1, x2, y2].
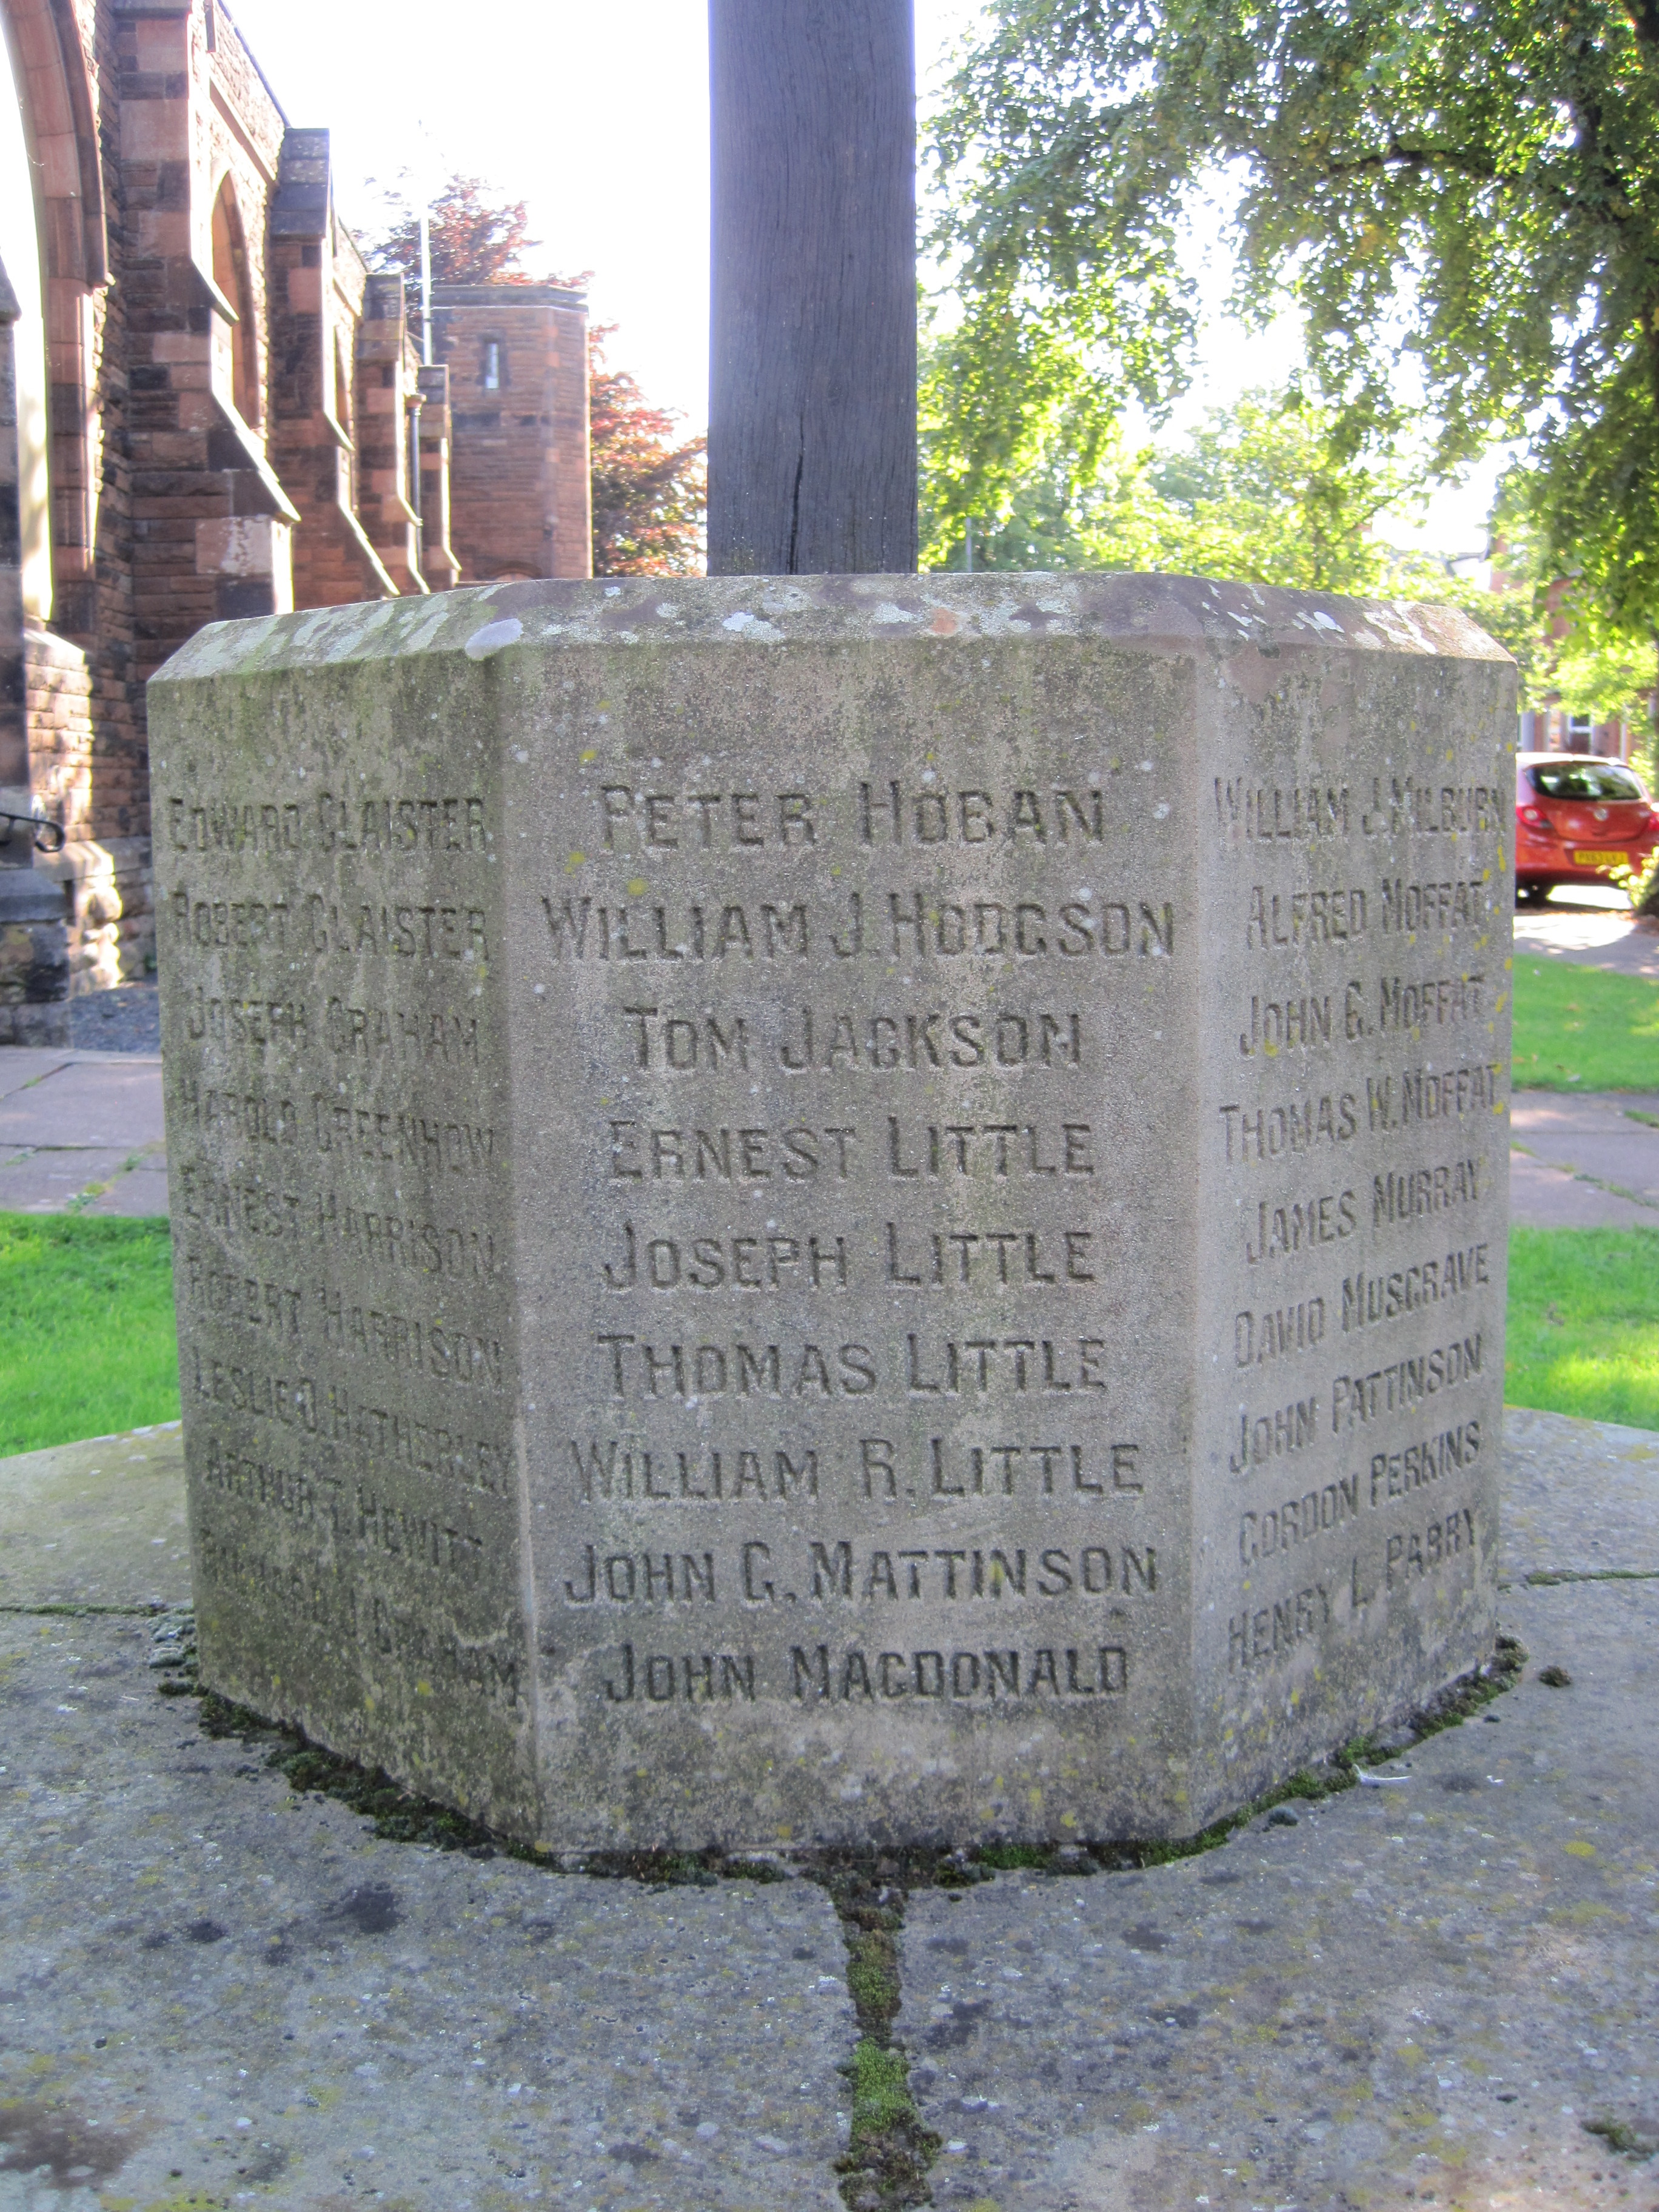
[1, 0, 108, 631]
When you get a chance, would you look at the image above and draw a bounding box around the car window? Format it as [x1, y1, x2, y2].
[1526, 762, 1646, 800]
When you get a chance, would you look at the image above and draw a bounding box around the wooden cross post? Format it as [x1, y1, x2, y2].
[708, 0, 917, 575]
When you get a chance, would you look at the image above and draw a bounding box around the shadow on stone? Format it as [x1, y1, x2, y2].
[0, 2097, 139, 2188]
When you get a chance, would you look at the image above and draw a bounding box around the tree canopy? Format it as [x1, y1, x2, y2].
[922, 374, 1422, 589]
[921, 359, 1611, 734]
[364, 175, 705, 576]
[369, 173, 561, 288]
[589, 329, 706, 575]
[930, 0, 1659, 643]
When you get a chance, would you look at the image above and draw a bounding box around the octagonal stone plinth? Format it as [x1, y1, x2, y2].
[151, 574, 1513, 1850]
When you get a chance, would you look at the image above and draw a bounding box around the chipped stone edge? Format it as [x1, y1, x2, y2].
[147, 572, 1514, 686]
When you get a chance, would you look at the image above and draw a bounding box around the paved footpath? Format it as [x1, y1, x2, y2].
[3, 899, 1657, 1227]
[5, 908, 1659, 1227]
[5, 1048, 1659, 1235]
[1512, 890, 1659, 980]
[0, 1047, 167, 1217]
[1509, 891, 1659, 1229]
[1509, 1090, 1659, 1230]
[1, 1408, 1655, 2210]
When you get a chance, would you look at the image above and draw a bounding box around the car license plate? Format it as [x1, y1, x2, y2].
[1572, 849, 1626, 866]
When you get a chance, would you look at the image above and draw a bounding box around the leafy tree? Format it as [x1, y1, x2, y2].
[919, 309, 1124, 568]
[930, 0, 1659, 640]
[1493, 468, 1659, 766]
[927, 376, 1429, 592]
[369, 173, 558, 288]
[364, 175, 706, 575]
[589, 329, 706, 575]
[1137, 392, 1420, 590]
[1438, 478, 1659, 780]
[920, 370, 1113, 571]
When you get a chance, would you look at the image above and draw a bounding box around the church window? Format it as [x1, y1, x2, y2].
[211, 176, 259, 425]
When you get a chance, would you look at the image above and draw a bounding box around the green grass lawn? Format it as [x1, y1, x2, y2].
[1510, 959, 1659, 1089]
[0, 1212, 180, 1453]
[1506, 1227, 1659, 1429]
[4, 1192, 1659, 1455]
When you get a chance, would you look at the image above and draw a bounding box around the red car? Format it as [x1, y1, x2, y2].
[1515, 751, 1659, 903]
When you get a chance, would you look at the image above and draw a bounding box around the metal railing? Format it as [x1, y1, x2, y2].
[0, 809, 66, 854]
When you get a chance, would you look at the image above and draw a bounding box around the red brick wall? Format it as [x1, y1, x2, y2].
[267, 132, 398, 609]
[437, 286, 592, 581]
[0, 0, 594, 1003]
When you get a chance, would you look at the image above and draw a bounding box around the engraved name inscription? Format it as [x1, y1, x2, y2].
[167, 793, 487, 856]
[1220, 1065, 1503, 1162]
[549, 892, 1174, 964]
[1214, 778, 1504, 842]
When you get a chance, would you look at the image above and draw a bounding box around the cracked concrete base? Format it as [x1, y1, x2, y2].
[2, 1405, 1655, 2210]
[897, 1417, 1659, 2212]
[0, 1613, 851, 2210]
[900, 1580, 1659, 2211]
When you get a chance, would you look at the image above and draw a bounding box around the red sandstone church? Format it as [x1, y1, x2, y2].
[0, 0, 591, 1036]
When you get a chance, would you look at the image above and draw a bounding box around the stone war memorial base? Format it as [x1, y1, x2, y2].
[150, 574, 1513, 1854]
[0, 1407, 1654, 2209]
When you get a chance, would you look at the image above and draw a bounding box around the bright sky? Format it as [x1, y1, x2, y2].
[224, 0, 1498, 561]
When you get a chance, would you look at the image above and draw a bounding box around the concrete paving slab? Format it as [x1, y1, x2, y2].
[0, 1146, 138, 1213]
[897, 1575, 1659, 2212]
[1508, 1147, 1659, 1228]
[78, 1161, 169, 1218]
[1512, 1092, 1659, 1204]
[2, 1409, 1655, 2210]
[0, 1425, 188, 1609]
[1500, 1405, 1659, 1580]
[0, 1051, 165, 1213]
[0, 1049, 71, 1102]
[0, 1054, 164, 1149]
[0, 1613, 852, 2211]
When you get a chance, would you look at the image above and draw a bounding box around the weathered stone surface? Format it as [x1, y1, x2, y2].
[1501, 1405, 1659, 1578]
[897, 1575, 1659, 2212]
[4, 1409, 1649, 2208]
[0, 1425, 187, 1609]
[149, 574, 1515, 1849]
[0, 1614, 851, 2210]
